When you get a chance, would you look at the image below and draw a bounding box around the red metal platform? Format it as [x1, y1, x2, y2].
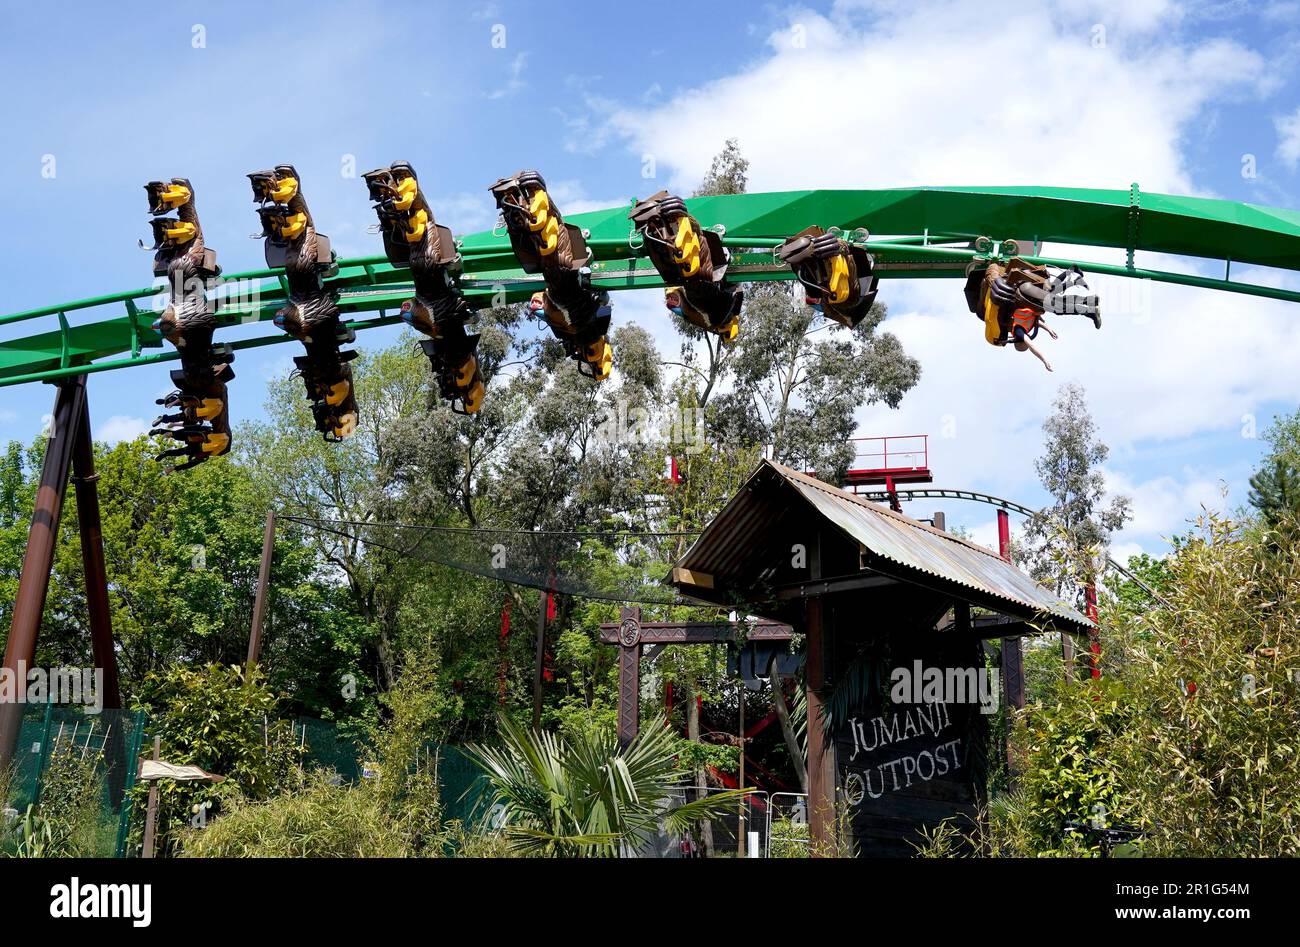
[843, 435, 932, 490]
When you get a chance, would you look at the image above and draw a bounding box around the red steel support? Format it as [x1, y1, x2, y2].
[531, 587, 548, 730]
[1085, 582, 1101, 679]
[997, 509, 1025, 711]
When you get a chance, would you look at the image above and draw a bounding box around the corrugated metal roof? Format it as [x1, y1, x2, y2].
[674, 459, 1091, 629]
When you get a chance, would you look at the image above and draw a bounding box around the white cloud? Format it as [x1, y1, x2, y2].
[1276, 106, 1300, 169]
[1102, 466, 1230, 542]
[96, 415, 149, 445]
[594, 3, 1265, 197]
[486, 52, 529, 101]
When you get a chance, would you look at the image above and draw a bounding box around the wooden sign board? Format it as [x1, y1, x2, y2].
[831, 634, 989, 856]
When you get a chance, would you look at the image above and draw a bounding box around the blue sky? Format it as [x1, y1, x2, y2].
[1, 0, 1299, 560]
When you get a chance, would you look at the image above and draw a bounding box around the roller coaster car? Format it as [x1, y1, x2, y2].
[665, 286, 742, 342]
[489, 170, 591, 274]
[248, 165, 302, 208]
[142, 179, 221, 279]
[293, 352, 360, 442]
[629, 191, 725, 283]
[363, 162, 458, 269]
[417, 327, 486, 415]
[150, 369, 233, 472]
[776, 226, 879, 328]
[248, 165, 336, 273]
[1003, 258, 1101, 323]
[145, 179, 194, 215]
[532, 291, 614, 381]
[966, 259, 1100, 345]
[965, 262, 1015, 345]
[629, 192, 743, 340]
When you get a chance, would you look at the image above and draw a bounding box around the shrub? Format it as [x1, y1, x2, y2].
[179, 772, 408, 857]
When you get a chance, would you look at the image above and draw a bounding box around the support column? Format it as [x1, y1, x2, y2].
[72, 394, 120, 711]
[805, 596, 835, 853]
[531, 588, 549, 730]
[246, 509, 277, 668]
[0, 377, 88, 773]
[616, 607, 641, 749]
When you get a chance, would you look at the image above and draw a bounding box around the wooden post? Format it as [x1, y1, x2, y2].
[0, 377, 87, 774]
[246, 509, 276, 668]
[141, 735, 161, 859]
[805, 596, 834, 853]
[615, 607, 641, 749]
[737, 690, 746, 857]
[997, 510, 1025, 710]
[805, 528, 835, 853]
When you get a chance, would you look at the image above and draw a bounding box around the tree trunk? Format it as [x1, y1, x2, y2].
[769, 655, 807, 794]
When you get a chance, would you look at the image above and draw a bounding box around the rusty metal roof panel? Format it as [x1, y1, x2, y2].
[773, 463, 1090, 627]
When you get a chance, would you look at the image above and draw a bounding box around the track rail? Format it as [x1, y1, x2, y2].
[859, 487, 1170, 606]
[4, 184, 1299, 387]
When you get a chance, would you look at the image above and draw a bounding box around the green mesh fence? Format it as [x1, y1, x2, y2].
[294, 718, 489, 826]
[3, 704, 147, 858]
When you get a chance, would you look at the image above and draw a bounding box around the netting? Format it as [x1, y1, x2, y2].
[295, 718, 490, 827]
[4, 705, 147, 858]
[282, 515, 700, 605]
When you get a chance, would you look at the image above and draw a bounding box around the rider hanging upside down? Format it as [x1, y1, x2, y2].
[966, 257, 1100, 373]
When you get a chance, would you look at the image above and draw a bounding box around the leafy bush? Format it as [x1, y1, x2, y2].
[131, 663, 304, 855]
[178, 640, 462, 858]
[925, 511, 1300, 858]
[1015, 678, 1136, 855]
[33, 739, 112, 857]
[768, 816, 810, 858]
[1108, 514, 1300, 855]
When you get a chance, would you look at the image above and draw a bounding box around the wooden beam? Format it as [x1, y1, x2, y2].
[0, 376, 86, 773]
[597, 620, 793, 645]
[616, 607, 641, 749]
[775, 571, 898, 601]
[669, 567, 714, 588]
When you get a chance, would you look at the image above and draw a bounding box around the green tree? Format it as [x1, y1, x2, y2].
[1023, 383, 1131, 607]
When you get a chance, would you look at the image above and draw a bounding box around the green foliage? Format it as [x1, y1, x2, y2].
[179, 771, 409, 858]
[132, 663, 304, 855]
[768, 816, 810, 858]
[1023, 383, 1131, 606]
[6, 806, 57, 858]
[940, 509, 1300, 858]
[0, 435, 367, 718]
[464, 714, 751, 857]
[33, 739, 110, 857]
[1106, 512, 1300, 856]
[1015, 678, 1136, 855]
[1249, 458, 1300, 530]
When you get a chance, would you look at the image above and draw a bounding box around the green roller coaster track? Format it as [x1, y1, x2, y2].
[3, 183, 1299, 389]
